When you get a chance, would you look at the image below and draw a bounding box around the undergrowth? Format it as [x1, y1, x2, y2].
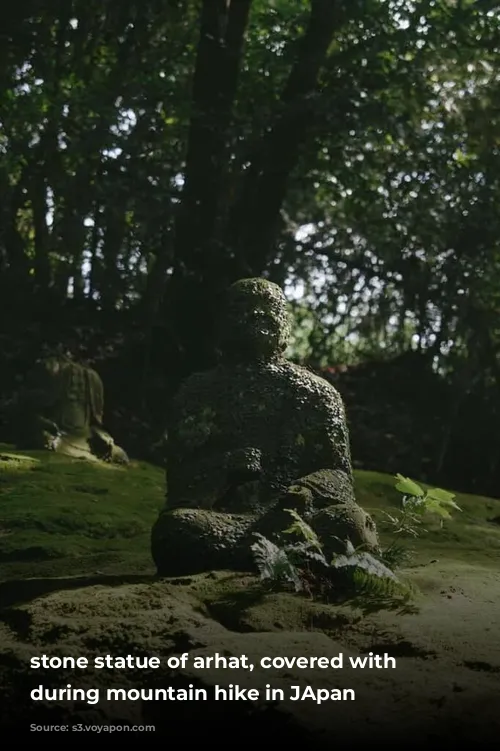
[251, 474, 462, 616]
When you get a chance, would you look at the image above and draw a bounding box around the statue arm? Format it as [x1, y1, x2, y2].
[166, 449, 230, 509]
[167, 442, 262, 510]
[282, 390, 356, 511]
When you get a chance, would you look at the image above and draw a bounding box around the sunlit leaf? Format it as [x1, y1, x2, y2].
[394, 474, 424, 497]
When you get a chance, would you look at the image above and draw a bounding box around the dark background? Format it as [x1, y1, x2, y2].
[1, 0, 500, 496]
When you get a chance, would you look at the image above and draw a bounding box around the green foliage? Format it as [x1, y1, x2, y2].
[424, 486, 463, 519]
[378, 541, 415, 570]
[382, 474, 462, 540]
[2, 0, 499, 360]
[251, 509, 417, 616]
[380, 508, 425, 539]
[252, 475, 469, 613]
[2, 0, 500, 491]
[346, 570, 419, 617]
[331, 540, 398, 580]
[402, 476, 462, 516]
[282, 508, 322, 551]
[394, 474, 425, 498]
[250, 533, 302, 591]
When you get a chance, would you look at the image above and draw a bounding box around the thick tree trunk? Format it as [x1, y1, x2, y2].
[165, 0, 253, 385]
[30, 171, 52, 291]
[166, 0, 339, 389]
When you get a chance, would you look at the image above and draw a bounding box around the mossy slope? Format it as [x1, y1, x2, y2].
[0, 444, 164, 580]
[357, 470, 500, 566]
[0, 447, 500, 739]
[0, 443, 499, 583]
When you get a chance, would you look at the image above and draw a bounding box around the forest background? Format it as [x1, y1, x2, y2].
[1, 0, 499, 496]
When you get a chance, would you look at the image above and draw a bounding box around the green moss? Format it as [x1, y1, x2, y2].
[0, 443, 164, 581]
[355, 469, 500, 567]
[0, 443, 499, 587]
[0, 453, 40, 471]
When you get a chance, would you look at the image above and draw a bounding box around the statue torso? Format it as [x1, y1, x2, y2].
[167, 360, 351, 511]
[28, 358, 104, 437]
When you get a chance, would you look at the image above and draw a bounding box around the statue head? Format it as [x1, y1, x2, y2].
[218, 278, 291, 362]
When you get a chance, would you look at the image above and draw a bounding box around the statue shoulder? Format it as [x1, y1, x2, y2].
[285, 362, 345, 403]
[83, 364, 104, 387]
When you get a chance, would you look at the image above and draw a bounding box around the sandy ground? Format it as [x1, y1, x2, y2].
[169, 559, 500, 741]
[1, 557, 498, 741]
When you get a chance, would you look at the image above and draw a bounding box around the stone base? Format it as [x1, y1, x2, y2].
[151, 508, 255, 576]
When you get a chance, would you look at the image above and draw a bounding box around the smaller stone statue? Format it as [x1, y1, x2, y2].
[16, 350, 128, 465]
[151, 278, 380, 576]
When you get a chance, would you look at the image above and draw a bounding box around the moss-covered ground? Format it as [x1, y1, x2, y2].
[1, 441, 499, 641]
[0, 444, 164, 581]
[1, 443, 499, 583]
[0, 444, 499, 737]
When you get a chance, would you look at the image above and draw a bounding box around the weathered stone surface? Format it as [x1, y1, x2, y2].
[15, 354, 128, 465]
[152, 278, 379, 575]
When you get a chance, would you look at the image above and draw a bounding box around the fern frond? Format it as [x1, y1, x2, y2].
[251, 533, 302, 591]
[285, 541, 328, 567]
[348, 569, 419, 615]
[331, 547, 399, 581]
[282, 509, 322, 550]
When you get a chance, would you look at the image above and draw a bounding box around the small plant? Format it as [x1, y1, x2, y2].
[378, 541, 414, 570]
[282, 508, 323, 553]
[251, 533, 303, 591]
[381, 474, 462, 539]
[331, 539, 398, 580]
[250, 508, 417, 615]
[250, 510, 328, 593]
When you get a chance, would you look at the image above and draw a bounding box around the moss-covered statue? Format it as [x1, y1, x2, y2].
[151, 278, 379, 576]
[16, 351, 128, 465]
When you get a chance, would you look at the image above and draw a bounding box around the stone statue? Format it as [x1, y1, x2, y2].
[16, 350, 128, 465]
[151, 278, 379, 576]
